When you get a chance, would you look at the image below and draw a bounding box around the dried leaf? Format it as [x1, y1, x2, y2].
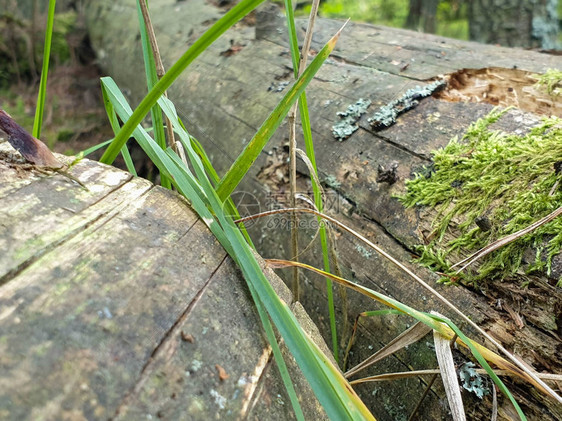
[215, 364, 229, 381]
[0, 110, 62, 168]
[345, 322, 431, 378]
[434, 330, 466, 421]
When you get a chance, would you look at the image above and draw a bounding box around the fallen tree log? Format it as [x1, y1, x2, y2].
[0, 141, 332, 420]
[85, 1, 562, 419]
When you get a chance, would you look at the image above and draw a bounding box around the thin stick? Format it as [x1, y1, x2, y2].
[287, 0, 321, 300]
[138, 0, 179, 157]
[235, 207, 562, 405]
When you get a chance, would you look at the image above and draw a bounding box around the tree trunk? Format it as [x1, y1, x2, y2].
[405, 0, 422, 30]
[468, 0, 559, 49]
[421, 0, 439, 33]
[405, 0, 438, 33]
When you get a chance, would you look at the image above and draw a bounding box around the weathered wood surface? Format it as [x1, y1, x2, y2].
[86, 1, 562, 419]
[0, 141, 333, 420]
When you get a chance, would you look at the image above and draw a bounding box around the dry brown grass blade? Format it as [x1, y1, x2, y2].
[350, 369, 562, 385]
[451, 205, 562, 273]
[434, 329, 466, 421]
[265, 257, 557, 399]
[345, 322, 431, 378]
[238, 208, 562, 404]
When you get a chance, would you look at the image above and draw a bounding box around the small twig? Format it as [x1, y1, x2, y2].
[408, 372, 439, 421]
[138, 0, 178, 156]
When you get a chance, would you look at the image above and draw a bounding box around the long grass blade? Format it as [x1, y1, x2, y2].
[265, 258, 536, 418]
[101, 84, 137, 175]
[238, 207, 562, 405]
[216, 24, 346, 201]
[100, 0, 266, 164]
[136, 0, 170, 187]
[283, 2, 338, 357]
[101, 78, 375, 419]
[429, 314, 527, 421]
[32, 0, 56, 139]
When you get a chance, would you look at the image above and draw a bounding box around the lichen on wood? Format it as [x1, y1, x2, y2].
[400, 108, 562, 286]
[368, 79, 446, 130]
[332, 98, 371, 141]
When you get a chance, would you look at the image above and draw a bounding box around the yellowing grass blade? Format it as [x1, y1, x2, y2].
[100, 0, 266, 164]
[265, 258, 539, 420]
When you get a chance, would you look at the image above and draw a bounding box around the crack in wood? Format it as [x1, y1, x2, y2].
[358, 126, 433, 162]
[111, 254, 229, 419]
[0, 177, 149, 288]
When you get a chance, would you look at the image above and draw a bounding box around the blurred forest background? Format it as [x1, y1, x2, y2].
[299, 0, 561, 50]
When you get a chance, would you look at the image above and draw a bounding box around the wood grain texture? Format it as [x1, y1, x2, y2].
[0, 141, 330, 420]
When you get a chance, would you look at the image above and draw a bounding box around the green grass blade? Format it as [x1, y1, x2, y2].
[216, 27, 344, 201]
[272, 258, 528, 419]
[99, 0, 266, 165]
[102, 75, 374, 420]
[32, 0, 56, 139]
[249, 287, 305, 421]
[299, 92, 338, 361]
[159, 94, 374, 420]
[101, 84, 138, 176]
[80, 138, 114, 157]
[283, 0, 300, 77]
[136, 0, 170, 188]
[175, 119, 255, 246]
[101, 78, 209, 204]
[120, 144, 137, 176]
[429, 314, 526, 420]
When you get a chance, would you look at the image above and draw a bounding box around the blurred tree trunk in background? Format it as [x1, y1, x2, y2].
[405, 0, 439, 33]
[468, 0, 559, 49]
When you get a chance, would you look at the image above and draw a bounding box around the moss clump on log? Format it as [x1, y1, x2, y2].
[400, 108, 562, 286]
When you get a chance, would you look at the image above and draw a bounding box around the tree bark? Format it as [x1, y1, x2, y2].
[468, 0, 559, 49]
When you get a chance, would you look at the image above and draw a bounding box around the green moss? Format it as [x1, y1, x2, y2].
[534, 68, 562, 96]
[400, 108, 562, 286]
